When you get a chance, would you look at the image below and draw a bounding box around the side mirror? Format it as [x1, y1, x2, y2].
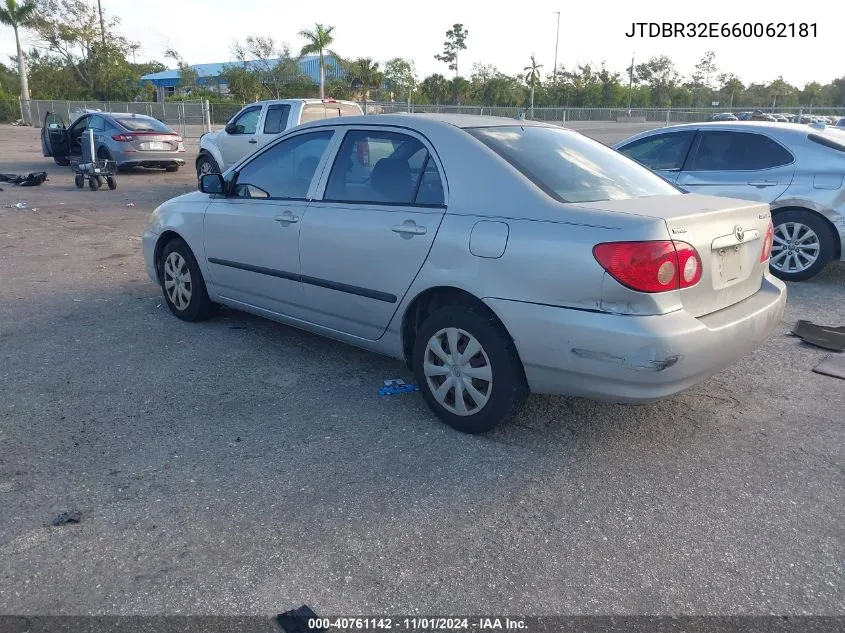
[225, 122, 237, 134]
[199, 173, 225, 195]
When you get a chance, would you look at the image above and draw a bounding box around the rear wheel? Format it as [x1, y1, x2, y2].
[158, 238, 215, 322]
[74, 174, 84, 188]
[88, 176, 99, 191]
[770, 210, 835, 281]
[412, 305, 528, 434]
[106, 176, 117, 190]
[196, 154, 219, 180]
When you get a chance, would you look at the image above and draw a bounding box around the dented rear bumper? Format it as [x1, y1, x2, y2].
[485, 274, 787, 403]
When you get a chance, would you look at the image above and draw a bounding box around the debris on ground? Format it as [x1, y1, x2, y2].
[0, 172, 48, 187]
[10, 202, 27, 209]
[792, 320, 845, 352]
[126, 202, 135, 207]
[379, 378, 419, 396]
[51, 510, 82, 526]
[813, 354, 845, 380]
[277, 605, 325, 633]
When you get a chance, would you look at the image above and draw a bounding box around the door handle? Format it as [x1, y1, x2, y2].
[748, 180, 777, 187]
[392, 223, 427, 237]
[248, 138, 258, 144]
[274, 211, 299, 225]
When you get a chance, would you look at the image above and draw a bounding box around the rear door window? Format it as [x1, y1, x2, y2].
[687, 131, 793, 171]
[263, 104, 292, 134]
[618, 131, 696, 171]
[324, 130, 437, 205]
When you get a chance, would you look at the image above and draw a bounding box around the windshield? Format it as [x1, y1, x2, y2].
[114, 116, 174, 133]
[466, 125, 681, 203]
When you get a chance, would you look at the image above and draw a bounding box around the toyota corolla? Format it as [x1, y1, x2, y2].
[142, 114, 786, 433]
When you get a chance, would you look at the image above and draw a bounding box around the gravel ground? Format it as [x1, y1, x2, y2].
[0, 123, 842, 617]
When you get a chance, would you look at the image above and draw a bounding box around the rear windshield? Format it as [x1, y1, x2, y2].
[114, 116, 174, 133]
[808, 131, 845, 152]
[467, 126, 681, 203]
[301, 102, 361, 123]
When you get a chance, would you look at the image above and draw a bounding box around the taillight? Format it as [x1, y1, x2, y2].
[112, 134, 135, 142]
[592, 240, 702, 293]
[760, 220, 774, 262]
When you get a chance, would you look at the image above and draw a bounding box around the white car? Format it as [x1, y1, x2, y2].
[196, 98, 362, 178]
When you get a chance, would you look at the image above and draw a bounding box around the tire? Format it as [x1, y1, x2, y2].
[165, 165, 179, 173]
[770, 210, 835, 281]
[196, 154, 219, 180]
[412, 305, 528, 434]
[88, 176, 99, 191]
[74, 174, 84, 189]
[158, 238, 215, 322]
[97, 147, 112, 162]
[106, 176, 117, 190]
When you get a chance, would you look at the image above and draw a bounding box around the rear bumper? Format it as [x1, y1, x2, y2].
[114, 149, 186, 168]
[486, 275, 787, 404]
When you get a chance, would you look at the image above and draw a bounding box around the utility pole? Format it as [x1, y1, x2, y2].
[552, 11, 560, 84]
[97, 0, 108, 99]
[627, 53, 634, 113]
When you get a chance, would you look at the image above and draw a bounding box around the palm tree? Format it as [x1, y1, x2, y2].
[0, 0, 37, 102]
[298, 23, 338, 100]
[347, 57, 382, 114]
[523, 55, 543, 116]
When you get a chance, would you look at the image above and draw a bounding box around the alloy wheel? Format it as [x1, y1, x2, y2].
[770, 222, 820, 274]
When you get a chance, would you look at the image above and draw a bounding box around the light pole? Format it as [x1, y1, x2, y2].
[552, 11, 560, 84]
[627, 53, 634, 113]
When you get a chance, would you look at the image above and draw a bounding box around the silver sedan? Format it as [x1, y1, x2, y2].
[614, 121, 845, 281]
[142, 114, 786, 433]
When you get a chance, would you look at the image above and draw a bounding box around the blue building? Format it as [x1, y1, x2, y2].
[140, 55, 344, 101]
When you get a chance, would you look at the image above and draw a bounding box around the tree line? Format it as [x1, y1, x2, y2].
[2, 1, 844, 112]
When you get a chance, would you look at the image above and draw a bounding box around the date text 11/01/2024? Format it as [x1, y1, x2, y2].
[625, 22, 817, 38]
[307, 618, 528, 630]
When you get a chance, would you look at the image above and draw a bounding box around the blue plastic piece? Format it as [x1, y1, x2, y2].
[378, 379, 419, 396]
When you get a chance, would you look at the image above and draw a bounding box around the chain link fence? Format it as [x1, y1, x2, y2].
[6, 98, 845, 136]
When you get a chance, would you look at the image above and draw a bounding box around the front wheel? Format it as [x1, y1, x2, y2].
[770, 210, 835, 281]
[412, 305, 528, 434]
[196, 154, 219, 180]
[158, 238, 215, 322]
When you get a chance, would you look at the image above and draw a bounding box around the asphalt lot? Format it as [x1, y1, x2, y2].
[0, 122, 843, 616]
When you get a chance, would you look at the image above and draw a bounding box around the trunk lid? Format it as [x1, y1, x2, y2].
[582, 194, 771, 318]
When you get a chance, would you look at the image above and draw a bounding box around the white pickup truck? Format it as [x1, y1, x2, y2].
[195, 98, 362, 178]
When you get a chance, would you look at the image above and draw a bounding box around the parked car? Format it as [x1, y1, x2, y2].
[41, 111, 186, 171]
[614, 121, 845, 281]
[196, 98, 362, 178]
[143, 114, 786, 433]
[710, 112, 738, 121]
[751, 110, 777, 122]
[736, 112, 754, 121]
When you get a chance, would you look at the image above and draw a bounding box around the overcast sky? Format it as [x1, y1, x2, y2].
[0, 0, 835, 87]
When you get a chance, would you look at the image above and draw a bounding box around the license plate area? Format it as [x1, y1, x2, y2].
[142, 141, 170, 151]
[716, 245, 743, 285]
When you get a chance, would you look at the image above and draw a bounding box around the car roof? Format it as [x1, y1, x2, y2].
[294, 112, 550, 132]
[251, 98, 360, 106]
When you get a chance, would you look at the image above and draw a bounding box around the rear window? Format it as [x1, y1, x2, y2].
[301, 102, 361, 123]
[114, 116, 174, 133]
[467, 126, 681, 203]
[808, 132, 845, 152]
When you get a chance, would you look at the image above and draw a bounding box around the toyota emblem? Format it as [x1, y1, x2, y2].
[734, 225, 745, 242]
